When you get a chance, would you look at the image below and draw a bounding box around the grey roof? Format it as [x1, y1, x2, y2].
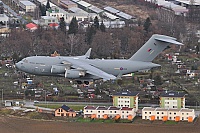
[71, 0, 81, 3]
[20, 1, 36, 6]
[96, 106, 108, 110]
[160, 91, 185, 97]
[88, 5, 103, 14]
[68, 7, 87, 13]
[116, 12, 133, 20]
[104, 6, 120, 14]
[102, 12, 119, 20]
[108, 106, 120, 110]
[60, 0, 76, 5]
[61, 105, 70, 111]
[84, 106, 96, 110]
[113, 91, 139, 96]
[77, 1, 91, 8]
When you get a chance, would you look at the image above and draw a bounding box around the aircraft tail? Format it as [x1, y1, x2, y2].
[129, 34, 183, 62]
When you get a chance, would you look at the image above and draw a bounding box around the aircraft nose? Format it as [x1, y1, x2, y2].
[15, 62, 20, 69]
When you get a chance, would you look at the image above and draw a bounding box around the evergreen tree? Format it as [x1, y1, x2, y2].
[196, 45, 199, 54]
[39, 4, 46, 16]
[94, 16, 99, 29]
[143, 17, 151, 33]
[46, 0, 51, 10]
[100, 21, 106, 32]
[154, 75, 163, 85]
[86, 25, 96, 45]
[59, 17, 66, 33]
[68, 17, 78, 34]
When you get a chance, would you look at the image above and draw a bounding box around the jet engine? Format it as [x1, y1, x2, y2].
[51, 65, 67, 74]
[65, 69, 85, 78]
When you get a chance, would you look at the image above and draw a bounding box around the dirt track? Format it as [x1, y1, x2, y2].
[0, 116, 200, 133]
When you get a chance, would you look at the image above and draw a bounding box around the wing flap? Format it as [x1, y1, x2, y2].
[68, 59, 116, 81]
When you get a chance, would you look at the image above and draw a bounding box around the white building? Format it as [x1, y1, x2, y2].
[46, 7, 65, 20]
[100, 20, 125, 28]
[160, 91, 186, 109]
[142, 107, 195, 122]
[84, 106, 136, 120]
[39, 16, 59, 26]
[65, 12, 98, 23]
[0, 14, 9, 27]
[19, 1, 36, 12]
[113, 91, 139, 111]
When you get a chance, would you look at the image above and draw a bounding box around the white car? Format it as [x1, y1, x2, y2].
[34, 100, 39, 103]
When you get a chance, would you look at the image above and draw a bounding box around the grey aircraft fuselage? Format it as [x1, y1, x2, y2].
[16, 56, 160, 79]
[15, 34, 183, 82]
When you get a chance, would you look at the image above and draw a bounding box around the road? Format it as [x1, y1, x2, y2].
[2, 1, 27, 24]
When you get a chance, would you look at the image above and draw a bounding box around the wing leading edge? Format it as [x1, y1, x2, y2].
[66, 58, 116, 81]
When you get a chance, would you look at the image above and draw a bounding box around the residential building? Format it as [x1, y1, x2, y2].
[83, 106, 136, 120]
[65, 12, 97, 23]
[113, 91, 139, 111]
[160, 91, 186, 109]
[102, 12, 119, 21]
[142, 107, 195, 122]
[99, 20, 125, 28]
[186, 70, 200, 78]
[55, 105, 76, 117]
[26, 23, 38, 31]
[88, 5, 103, 14]
[46, 7, 65, 20]
[0, 2, 8, 27]
[76, 0, 91, 11]
[0, 14, 9, 27]
[39, 16, 59, 26]
[19, 1, 36, 12]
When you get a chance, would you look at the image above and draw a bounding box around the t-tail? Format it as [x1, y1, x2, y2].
[129, 34, 183, 62]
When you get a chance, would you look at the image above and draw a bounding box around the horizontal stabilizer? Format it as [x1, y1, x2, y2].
[155, 38, 183, 45]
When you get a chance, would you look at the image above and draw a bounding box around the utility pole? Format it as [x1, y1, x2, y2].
[1, 89, 3, 105]
[44, 90, 46, 107]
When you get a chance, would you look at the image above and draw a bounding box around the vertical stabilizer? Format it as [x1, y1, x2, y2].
[129, 34, 183, 62]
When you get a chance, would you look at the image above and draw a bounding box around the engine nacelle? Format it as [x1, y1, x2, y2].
[65, 69, 85, 79]
[51, 65, 66, 74]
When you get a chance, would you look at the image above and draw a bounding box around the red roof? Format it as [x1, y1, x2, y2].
[49, 23, 59, 27]
[121, 107, 133, 110]
[26, 23, 37, 29]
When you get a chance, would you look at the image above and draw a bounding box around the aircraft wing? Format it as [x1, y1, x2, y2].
[66, 58, 116, 81]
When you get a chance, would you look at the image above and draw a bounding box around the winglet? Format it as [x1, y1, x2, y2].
[84, 48, 92, 59]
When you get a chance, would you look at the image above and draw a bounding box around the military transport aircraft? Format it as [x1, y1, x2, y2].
[15, 34, 183, 85]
